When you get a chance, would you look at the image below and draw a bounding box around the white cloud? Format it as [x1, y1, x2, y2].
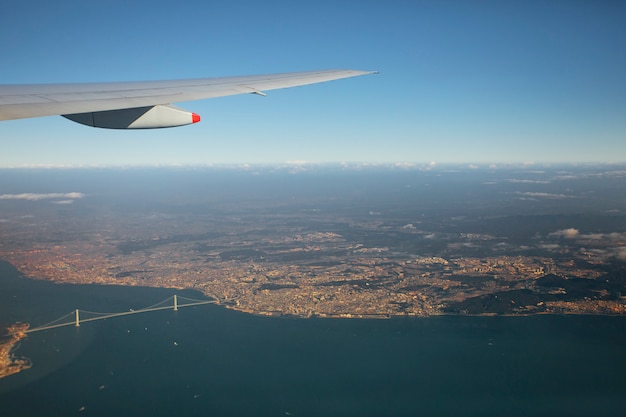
[575, 232, 626, 242]
[392, 162, 418, 169]
[0, 192, 85, 201]
[616, 247, 626, 260]
[579, 233, 604, 240]
[549, 228, 580, 238]
[413, 161, 436, 171]
[514, 192, 572, 199]
[507, 179, 551, 184]
[539, 243, 561, 250]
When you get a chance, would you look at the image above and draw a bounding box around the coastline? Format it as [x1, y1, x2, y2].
[0, 323, 31, 379]
[0, 254, 624, 380]
[0, 265, 624, 383]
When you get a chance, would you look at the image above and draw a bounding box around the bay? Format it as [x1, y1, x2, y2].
[0, 261, 625, 417]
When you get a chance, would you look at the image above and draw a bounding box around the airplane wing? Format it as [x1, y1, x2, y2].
[0, 69, 376, 129]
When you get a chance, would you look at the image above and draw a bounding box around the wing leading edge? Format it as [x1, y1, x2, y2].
[0, 69, 376, 129]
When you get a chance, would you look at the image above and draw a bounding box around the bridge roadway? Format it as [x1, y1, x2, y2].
[25, 295, 215, 334]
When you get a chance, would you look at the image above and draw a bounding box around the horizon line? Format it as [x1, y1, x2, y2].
[1, 161, 626, 171]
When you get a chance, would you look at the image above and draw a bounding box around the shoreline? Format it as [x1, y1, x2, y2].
[223, 304, 626, 319]
[0, 323, 32, 380]
[0, 271, 623, 381]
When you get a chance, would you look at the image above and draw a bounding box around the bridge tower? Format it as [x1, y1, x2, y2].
[173, 295, 178, 311]
[75, 309, 80, 327]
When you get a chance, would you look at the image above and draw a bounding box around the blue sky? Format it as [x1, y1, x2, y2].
[1, 0, 625, 167]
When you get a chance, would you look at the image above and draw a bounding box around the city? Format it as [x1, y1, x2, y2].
[1, 172, 624, 320]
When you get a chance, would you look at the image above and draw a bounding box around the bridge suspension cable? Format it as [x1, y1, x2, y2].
[25, 294, 215, 334]
[27, 311, 75, 332]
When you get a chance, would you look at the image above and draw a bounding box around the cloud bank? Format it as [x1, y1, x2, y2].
[0, 192, 85, 201]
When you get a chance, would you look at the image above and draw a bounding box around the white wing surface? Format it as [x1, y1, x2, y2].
[0, 69, 375, 129]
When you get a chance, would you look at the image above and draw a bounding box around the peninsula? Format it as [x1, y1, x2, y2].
[0, 323, 31, 379]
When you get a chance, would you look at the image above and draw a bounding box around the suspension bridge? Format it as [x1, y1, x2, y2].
[24, 295, 215, 334]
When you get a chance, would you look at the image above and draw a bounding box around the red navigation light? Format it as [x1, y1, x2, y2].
[192, 113, 201, 124]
